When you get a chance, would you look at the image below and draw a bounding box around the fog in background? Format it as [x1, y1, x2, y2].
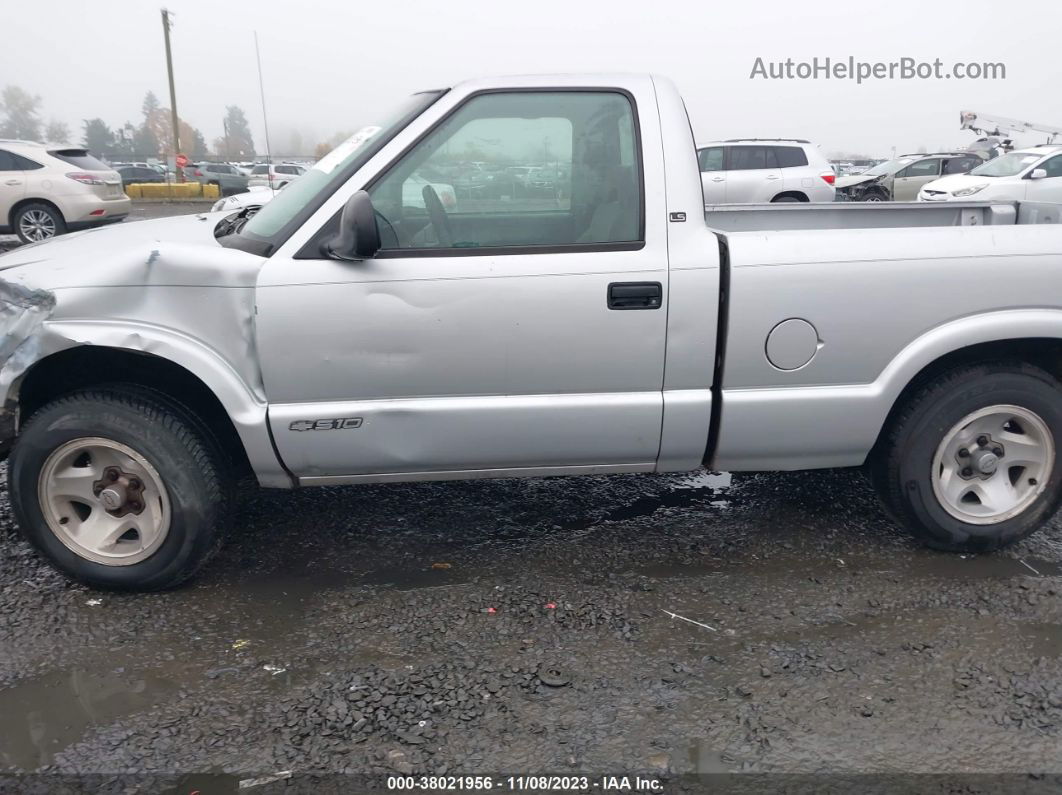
[1, 0, 1056, 158]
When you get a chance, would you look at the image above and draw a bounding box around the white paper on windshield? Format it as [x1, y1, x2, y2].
[313, 126, 383, 174]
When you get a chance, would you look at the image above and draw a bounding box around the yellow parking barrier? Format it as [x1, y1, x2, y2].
[124, 183, 219, 199]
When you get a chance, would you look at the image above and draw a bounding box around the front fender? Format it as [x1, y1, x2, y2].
[1, 318, 290, 488]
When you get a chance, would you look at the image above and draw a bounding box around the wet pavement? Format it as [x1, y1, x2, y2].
[2, 462, 1062, 784]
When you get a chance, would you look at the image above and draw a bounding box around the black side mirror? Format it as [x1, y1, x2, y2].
[326, 190, 380, 260]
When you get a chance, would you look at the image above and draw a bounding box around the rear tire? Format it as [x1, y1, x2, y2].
[770, 194, 804, 203]
[14, 202, 66, 244]
[870, 362, 1062, 552]
[9, 388, 231, 590]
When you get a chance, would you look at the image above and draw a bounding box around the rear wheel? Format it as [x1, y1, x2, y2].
[14, 203, 66, 243]
[770, 194, 804, 203]
[871, 362, 1062, 551]
[9, 388, 231, 590]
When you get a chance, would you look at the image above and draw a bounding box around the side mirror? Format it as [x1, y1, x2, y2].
[1029, 168, 1048, 180]
[326, 190, 380, 260]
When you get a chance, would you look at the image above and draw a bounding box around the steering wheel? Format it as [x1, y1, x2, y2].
[421, 184, 453, 247]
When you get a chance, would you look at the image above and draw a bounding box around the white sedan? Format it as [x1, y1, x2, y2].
[919, 145, 1062, 202]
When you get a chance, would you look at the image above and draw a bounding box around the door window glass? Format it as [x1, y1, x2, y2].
[368, 91, 641, 250]
[698, 147, 723, 171]
[899, 159, 941, 178]
[728, 146, 771, 171]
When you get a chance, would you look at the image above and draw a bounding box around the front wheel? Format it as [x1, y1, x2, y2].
[871, 362, 1062, 552]
[9, 388, 231, 590]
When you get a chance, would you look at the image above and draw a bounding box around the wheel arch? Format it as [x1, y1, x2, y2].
[871, 316, 1062, 459]
[770, 191, 809, 203]
[9, 197, 65, 227]
[11, 341, 291, 488]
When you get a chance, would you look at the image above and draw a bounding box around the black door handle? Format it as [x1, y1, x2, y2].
[608, 281, 662, 310]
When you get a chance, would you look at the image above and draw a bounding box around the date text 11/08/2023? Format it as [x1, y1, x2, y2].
[386, 775, 664, 791]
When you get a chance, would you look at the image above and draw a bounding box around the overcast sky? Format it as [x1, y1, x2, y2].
[2, 0, 1056, 158]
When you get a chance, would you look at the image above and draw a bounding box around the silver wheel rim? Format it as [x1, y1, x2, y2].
[19, 209, 57, 241]
[38, 438, 171, 565]
[931, 405, 1054, 525]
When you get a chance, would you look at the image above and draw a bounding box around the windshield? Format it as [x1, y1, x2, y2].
[970, 152, 1044, 177]
[862, 158, 914, 177]
[238, 91, 445, 248]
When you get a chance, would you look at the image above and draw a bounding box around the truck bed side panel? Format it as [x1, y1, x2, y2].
[713, 223, 1062, 470]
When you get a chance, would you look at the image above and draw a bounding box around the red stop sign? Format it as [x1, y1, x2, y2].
[175, 154, 188, 168]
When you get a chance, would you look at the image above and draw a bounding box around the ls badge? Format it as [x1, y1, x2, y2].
[289, 417, 363, 432]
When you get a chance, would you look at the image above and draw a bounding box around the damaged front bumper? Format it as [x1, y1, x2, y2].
[0, 279, 58, 459]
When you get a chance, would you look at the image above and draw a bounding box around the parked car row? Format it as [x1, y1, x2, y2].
[834, 152, 986, 201]
[917, 145, 1062, 203]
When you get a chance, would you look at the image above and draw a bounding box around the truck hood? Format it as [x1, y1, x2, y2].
[0, 212, 264, 291]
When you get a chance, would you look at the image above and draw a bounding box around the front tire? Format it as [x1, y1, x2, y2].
[871, 362, 1062, 552]
[14, 203, 66, 244]
[9, 388, 231, 590]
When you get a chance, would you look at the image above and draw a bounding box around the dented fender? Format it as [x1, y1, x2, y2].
[0, 213, 291, 486]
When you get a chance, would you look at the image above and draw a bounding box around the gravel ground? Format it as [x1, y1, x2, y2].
[2, 206, 1062, 790]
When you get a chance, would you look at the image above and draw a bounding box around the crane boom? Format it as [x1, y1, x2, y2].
[960, 111, 1062, 143]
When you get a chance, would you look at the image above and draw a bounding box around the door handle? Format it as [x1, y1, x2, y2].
[4, 179, 21, 186]
[608, 281, 662, 310]
[711, 176, 725, 182]
[766, 175, 780, 180]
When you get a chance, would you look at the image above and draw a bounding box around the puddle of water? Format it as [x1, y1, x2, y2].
[361, 565, 470, 591]
[631, 550, 1061, 583]
[861, 554, 1062, 580]
[1015, 622, 1062, 658]
[563, 470, 734, 533]
[0, 669, 175, 770]
[674, 741, 742, 774]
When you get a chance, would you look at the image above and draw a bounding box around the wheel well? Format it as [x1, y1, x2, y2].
[771, 191, 809, 202]
[9, 197, 64, 227]
[16, 346, 252, 478]
[871, 338, 1062, 458]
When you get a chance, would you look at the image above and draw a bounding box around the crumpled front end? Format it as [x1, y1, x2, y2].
[0, 280, 57, 459]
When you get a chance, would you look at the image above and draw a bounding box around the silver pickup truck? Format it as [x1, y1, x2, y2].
[3, 74, 1062, 590]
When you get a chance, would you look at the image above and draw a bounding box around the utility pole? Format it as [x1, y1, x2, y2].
[161, 8, 183, 181]
[254, 31, 273, 166]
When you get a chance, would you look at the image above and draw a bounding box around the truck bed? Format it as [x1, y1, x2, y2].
[703, 200, 1062, 232]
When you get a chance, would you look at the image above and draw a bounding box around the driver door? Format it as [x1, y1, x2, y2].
[255, 89, 668, 481]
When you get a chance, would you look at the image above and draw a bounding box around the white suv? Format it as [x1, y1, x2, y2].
[918, 145, 1062, 203]
[247, 163, 307, 189]
[697, 139, 835, 204]
[0, 140, 130, 243]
